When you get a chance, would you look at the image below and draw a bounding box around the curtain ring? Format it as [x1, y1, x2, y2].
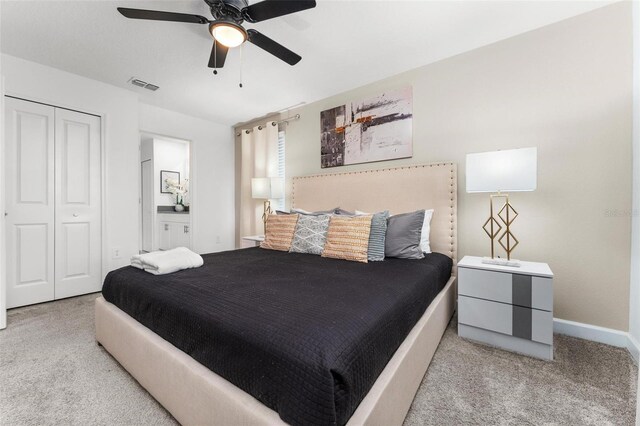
[245, 129, 251, 134]
[258, 125, 263, 130]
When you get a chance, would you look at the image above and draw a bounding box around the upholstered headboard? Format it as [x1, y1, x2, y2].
[292, 162, 458, 266]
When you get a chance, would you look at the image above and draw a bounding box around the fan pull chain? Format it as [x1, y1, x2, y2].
[239, 44, 244, 88]
[213, 40, 218, 75]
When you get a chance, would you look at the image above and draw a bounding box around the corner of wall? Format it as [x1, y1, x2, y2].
[0, 74, 6, 329]
[629, 0, 640, 344]
[629, 9, 639, 419]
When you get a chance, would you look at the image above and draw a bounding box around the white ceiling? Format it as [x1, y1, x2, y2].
[1, 0, 612, 126]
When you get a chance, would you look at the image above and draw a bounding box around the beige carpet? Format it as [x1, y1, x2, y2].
[0, 293, 636, 425]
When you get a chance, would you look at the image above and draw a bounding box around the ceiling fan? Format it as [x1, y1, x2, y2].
[117, 0, 316, 72]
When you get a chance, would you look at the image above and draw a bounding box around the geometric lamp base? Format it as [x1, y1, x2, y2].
[483, 193, 521, 262]
[481, 257, 521, 267]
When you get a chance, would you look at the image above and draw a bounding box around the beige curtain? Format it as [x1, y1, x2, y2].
[240, 122, 279, 237]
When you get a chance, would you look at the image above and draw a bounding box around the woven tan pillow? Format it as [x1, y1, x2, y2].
[260, 214, 299, 252]
[322, 215, 373, 263]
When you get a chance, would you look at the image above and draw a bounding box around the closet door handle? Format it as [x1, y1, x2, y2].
[164, 224, 169, 231]
[73, 213, 79, 217]
[184, 225, 189, 234]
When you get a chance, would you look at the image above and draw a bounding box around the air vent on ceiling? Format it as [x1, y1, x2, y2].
[128, 77, 160, 91]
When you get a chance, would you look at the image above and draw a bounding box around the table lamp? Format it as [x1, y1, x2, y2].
[466, 147, 537, 267]
[251, 177, 284, 234]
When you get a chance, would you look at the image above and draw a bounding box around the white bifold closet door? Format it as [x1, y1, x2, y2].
[5, 98, 55, 307]
[54, 108, 101, 299]
[5, 97, 101, 308]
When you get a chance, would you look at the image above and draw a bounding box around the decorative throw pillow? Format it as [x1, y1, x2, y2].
[385, 210, 426, 259]
[334, 208, 355, 216]
[322, 215, 373, 263]
[290, 214, 331, 255]
[419, 209, 435, 253]
[356, 210, 390, 261]
[260, 214, 299, 252]
[291, 207, 337, 216]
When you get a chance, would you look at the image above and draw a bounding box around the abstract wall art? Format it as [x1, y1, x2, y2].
[320, 86, 413, 168]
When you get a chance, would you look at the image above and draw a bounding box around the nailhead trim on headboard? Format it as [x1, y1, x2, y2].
[291, 162, 458, 268]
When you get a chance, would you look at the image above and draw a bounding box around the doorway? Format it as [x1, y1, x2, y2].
[141, 159, 153, 252]
[139, 133, 192, 252]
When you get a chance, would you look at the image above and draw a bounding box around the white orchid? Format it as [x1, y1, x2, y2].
[165, 178, 189, 205]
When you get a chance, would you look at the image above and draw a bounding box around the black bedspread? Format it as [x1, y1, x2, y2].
[102, 248, 452, 426]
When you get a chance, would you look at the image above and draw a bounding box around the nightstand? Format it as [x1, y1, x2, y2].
[241, 235, 264, 248]
[457, 256, 554, 360]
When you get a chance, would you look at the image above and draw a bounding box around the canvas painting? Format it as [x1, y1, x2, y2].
[160, 170, 180, 193]
[320, 87, 413, 168]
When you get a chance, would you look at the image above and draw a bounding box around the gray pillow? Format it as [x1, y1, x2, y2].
[334, 208, 355, 216]
[291, 207, 337, 216]
[289, 214, 331, 255]
[385, 210, 426, 259]
[367, 211, 390, 261]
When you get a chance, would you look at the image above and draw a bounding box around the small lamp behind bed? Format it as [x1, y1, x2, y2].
[251, 177, 284, 234]
[466, 147, 537, 267]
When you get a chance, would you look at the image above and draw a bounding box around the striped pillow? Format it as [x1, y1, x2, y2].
[322, 215, 373, 263]
[260, 214, 299, 252]
[356, 210, 390, 261]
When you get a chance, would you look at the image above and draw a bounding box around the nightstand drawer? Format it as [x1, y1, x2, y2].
[241, 235, 264, 248]
[241, 239, 260, 248]
[458, 296, 553, 345]
[459, 267, 511, 304]
[459, 267, 552, 311]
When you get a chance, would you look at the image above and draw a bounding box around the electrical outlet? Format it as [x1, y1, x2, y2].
[112, 247, 121, 259]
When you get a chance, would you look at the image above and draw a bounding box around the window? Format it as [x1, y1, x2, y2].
[275, 130, 286, 212]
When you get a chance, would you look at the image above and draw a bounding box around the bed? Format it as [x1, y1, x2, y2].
[95, 162, 458, 426]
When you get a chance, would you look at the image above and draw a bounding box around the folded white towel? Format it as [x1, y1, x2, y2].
[130, 256, 144, 269]
[131, 250, 180, 269]
[131, 250, 167, 267]
[131, 247, 203, 275]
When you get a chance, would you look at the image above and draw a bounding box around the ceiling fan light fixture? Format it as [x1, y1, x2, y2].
[209, 21, 247, 48]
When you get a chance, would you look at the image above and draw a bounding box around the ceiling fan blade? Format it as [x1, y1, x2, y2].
[117, 7, 209, 24]
[208, 40, 229, 68]
[242, 0, 316, 23]
[247, 29, 301, 65]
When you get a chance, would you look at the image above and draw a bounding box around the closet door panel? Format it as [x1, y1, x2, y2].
[62, 121, 91, 204]
[16, 224, 50, 285]
[54, 108, 102, 299]
[61, 222, 91, 278]
[17, 113, 50, 203]
[5, 97, 55, 308]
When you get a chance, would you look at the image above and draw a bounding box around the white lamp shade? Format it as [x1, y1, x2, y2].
[466, 147, 537, 193]
[251, 177, 284, 199]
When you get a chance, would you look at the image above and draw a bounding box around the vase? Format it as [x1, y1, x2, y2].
[174, 204, 185, 212]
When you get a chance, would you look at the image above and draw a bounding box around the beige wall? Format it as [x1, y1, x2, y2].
[270, 3, 632, 331]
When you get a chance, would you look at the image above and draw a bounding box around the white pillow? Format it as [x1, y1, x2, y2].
[419, 209, 434, 253]
[291, 207, 312, 214]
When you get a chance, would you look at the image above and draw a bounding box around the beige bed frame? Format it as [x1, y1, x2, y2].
[96, 162, 458, 426]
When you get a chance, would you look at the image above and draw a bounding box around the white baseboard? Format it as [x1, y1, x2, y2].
[627, 333, 640, 364]
[554, 318, 639, 364]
